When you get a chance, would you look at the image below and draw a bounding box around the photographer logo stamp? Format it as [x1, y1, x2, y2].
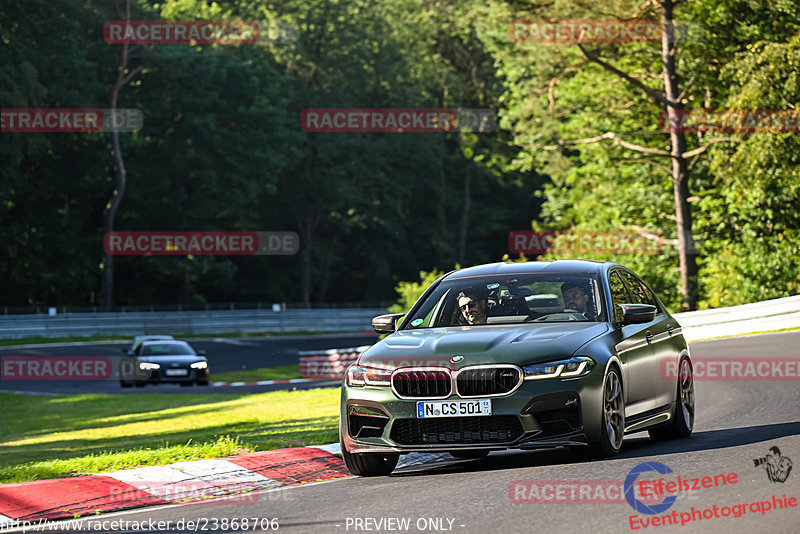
[754, 446, 793, 483]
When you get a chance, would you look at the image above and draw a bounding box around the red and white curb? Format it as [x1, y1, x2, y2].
[0, 445, 451, 526]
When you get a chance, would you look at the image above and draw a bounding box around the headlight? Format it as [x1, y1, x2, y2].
[190, 361, 208, 369]
[523, 356, 594, 380]
[139, 362, 160, 371]
[346, 364, 392, 386]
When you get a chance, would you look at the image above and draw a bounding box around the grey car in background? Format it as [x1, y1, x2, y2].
[119, 340, 209, 388]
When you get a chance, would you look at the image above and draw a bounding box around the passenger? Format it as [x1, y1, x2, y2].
[561, 281, 594, 319]
[457, 289, 488, 325]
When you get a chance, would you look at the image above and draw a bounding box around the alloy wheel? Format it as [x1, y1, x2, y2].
[603, 370, 624, 450]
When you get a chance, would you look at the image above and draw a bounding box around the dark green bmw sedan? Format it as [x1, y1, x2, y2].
[340, 260, 695, 476]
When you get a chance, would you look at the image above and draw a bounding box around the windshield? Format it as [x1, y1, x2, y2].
[403, 274, 605, 328]
[140, 343, 195, 356]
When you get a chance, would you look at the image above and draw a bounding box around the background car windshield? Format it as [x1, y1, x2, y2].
[141, 343, 195, 356]
[404, 275, 604, 328]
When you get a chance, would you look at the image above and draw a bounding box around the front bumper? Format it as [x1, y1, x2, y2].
[341, 370, 603, 455]
[135, 368, 209, 383]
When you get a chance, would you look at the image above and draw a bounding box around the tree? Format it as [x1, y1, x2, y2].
[101, 0, 144, 310]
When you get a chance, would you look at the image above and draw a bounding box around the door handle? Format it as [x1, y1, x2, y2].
[667, 324, 673, 336]
[645, 331, 653, 344]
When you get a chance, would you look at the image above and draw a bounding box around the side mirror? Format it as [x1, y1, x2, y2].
[197, 350, 206, 356]
[617, 304, 657, 325]
[121, 348, 129, 353]
[372, 313, 405, 334]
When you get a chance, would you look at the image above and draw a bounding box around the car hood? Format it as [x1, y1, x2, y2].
[359, 322, 608, 369]
[137, 355, 204, 365]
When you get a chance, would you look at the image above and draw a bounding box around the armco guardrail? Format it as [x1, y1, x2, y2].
[3, 294, 796, 342]
[299, 346, 369, 379]
[673, 294, 800, 341]
[0, 309, 387, 339]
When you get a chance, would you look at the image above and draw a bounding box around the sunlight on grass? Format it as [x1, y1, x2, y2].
[209, 364, 302, 382]
[0, 388, 341, 483]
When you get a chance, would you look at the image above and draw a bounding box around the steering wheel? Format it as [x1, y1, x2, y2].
[530, 309, 587, 322]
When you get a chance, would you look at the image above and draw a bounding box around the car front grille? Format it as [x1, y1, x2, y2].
[456, 366, 521, 396]
[392, 370, 451, 398]
[390, 415, 524, 445]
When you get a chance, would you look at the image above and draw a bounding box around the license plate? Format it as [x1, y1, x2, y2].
[417, 399, 492, 418]
[165, 369, 188, 376]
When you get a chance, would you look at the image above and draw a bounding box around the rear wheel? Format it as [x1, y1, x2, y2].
[180, 382, 193, 387]
[119, 379, 132, 388]
[340, 436, 398, 476]
[449, 449, 490, 460]
[197, 380, 209, 386]
[589, 367, 625, 457]
[134, 381, 146, 388]
[649, 358, 694, 440]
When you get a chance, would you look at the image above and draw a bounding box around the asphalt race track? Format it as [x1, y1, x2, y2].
[9, 330, 798, 534]
[0, 333, 376, 395]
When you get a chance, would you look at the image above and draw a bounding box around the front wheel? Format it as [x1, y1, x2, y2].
[589, 367, 625, 457]
[649, 358, 694, 440]
[340, 437, 398, 476]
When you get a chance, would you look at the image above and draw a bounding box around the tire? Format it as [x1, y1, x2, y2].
[180, 382, 193, 387]
[134, 381, 146, 388]
[449, 449, 490, 460]
[590, 366, 625, 457]
[649, 357, 694, 440]
[197, 380, 209, 386]
[340, 436, 399, 476]
[120, 379, 132, 388]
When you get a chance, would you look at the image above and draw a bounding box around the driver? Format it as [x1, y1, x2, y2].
[561, 281, 592, 318]
[457, 289, 488, 325]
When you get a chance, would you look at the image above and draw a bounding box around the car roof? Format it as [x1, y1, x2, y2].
[443, 260, 616, 280]
[134, 335, 174, 341]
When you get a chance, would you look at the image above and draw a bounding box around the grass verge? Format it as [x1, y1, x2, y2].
[210, 365, 302, 383]
[0, 388, 340, 484]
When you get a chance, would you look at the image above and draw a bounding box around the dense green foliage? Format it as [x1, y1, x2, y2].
[1, 0, 797, 312]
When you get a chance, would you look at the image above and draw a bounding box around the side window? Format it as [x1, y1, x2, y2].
[638, 281, 661, 312]
[608, 271, 630, 323]
[619, 271, 659, 310]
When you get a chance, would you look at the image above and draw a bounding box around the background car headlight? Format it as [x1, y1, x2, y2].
[138, 362, 160, 371]
[190, 361, 208, 369]
[523, 356, 594, 380]
[346, 364, 392, 386]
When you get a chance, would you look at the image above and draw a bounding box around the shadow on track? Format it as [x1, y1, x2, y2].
[389, 421, 800, 478]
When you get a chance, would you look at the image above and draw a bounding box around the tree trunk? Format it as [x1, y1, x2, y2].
[660, 0, 697, 310]
[457, 162, 472, 265]
[101, 0, 141, 311]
